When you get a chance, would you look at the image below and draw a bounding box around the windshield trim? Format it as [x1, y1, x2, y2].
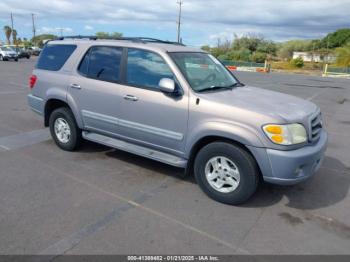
[168, 51, 244, 93]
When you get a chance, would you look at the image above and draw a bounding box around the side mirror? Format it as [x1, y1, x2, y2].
[159, 78, 175, 94]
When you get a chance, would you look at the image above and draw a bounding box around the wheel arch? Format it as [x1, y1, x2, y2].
[185, 135, 263, 180]
[44, 99, 70, 127]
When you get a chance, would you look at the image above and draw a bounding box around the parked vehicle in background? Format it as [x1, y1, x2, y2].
[10, 46, 31, 59]
[0, 46, 18, 61]
[28, 47, 41, 56]
[27, 37, 328, 205]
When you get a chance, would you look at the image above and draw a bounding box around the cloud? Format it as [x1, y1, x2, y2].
[0, 0, 349, 44]
[38, 26, 72, 34]
[84, 25, 94, 31]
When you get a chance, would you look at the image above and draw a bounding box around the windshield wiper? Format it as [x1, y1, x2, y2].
[197, 83, 240, 93]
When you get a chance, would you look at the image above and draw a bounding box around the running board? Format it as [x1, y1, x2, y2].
[82, 131, 187, 168]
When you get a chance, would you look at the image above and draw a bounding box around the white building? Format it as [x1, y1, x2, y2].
[293, 52, 336, 63]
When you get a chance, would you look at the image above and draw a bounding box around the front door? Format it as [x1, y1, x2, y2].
[118, 48, 188, 155]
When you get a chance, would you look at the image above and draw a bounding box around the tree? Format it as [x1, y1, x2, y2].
[12, 29, 17, 45]
[31, 34, 56, 47]
[3, 25, 12, 45]
[321, 28, 350, 49]
[111, 32, 123, 38]
[335, 43, 350, 67]
[201, 45, 210, 52]
[95, 32, 109, 38]
[251, 52, 267, 63]
[277, 40, 312, 60]
[95, 32, 123, 38]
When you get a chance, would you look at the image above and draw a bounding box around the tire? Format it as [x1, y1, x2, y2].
[49, 107, 82, 151]
[194, 142, 259, 205]
[15, 58, 18, 62]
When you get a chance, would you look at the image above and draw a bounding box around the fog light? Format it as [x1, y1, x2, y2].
[295, 167, 303, 177]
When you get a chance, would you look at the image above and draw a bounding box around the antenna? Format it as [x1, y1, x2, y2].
[176, 0, 183, 43]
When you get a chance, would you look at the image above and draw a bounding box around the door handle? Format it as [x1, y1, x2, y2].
[123, 95, 138, 101]
[70, 83, 82, 90]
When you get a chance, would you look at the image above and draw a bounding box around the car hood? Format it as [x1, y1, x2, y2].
[2, 51, 17, 55]
[197, 85, 318, 123]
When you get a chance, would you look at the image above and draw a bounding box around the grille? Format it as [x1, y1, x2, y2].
[310, 112, 322, 142]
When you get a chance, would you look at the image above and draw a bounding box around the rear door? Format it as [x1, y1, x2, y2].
[69, 45, 124, 135]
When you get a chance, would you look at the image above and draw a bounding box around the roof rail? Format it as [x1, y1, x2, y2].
[54, 36, 185, 46]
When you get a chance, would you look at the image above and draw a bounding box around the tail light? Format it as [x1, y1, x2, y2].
[29, 74, 37, 89]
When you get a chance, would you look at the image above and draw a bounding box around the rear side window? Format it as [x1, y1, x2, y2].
[78, 46, 122, 82]
[36, 44, 76, 71]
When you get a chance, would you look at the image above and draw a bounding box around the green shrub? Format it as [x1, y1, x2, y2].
[290, 57, 304, 68]
[251, 52, 267, 63]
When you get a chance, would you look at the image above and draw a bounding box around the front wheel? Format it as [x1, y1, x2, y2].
[194, 142, 259, 205]
[49, 107, 82, 151]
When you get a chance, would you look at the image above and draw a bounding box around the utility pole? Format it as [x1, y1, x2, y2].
[176, 0, 183, 43]
[57, 28, 64, 37]
[31, 13, 36, 42]
[10, 13, 14, 44]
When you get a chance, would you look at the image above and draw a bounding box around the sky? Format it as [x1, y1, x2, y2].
[0, 0, 349, 46]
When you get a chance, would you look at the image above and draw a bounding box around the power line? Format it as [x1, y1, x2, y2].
[176, 0, 183, 43]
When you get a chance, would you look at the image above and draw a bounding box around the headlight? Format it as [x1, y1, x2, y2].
[263, 124, 307, 145]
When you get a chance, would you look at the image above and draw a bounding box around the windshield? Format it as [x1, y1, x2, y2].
[1, 47, 13, 51]
[170, 52, 238, 92]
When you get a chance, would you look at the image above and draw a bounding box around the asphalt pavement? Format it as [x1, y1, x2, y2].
[0, 58, 349, 255]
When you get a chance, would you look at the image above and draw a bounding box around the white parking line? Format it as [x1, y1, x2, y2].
[0, 129, 50, 150]
[24, 153, 249, 255]
[0, 145, 10, 151]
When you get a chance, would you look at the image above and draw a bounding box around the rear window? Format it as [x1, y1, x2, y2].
[36, 44, 76, 71]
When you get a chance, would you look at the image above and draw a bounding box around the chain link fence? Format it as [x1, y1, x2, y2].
[323, 64, 350, 78]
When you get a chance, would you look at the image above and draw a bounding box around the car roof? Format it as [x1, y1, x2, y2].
[47, 39, 203, 53]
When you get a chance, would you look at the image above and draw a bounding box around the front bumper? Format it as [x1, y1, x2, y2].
[248, 130, 328, 185]
[4, 55, 18, 60]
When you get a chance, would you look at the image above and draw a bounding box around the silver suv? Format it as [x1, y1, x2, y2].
[0, 46, 19, 61]
[27, 37, 327, 204]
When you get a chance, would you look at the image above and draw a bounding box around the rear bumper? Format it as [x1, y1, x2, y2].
[27, 94, 44, 116]
[248, 130, 328, 185]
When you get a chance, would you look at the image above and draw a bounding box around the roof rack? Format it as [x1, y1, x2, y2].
[54, 36, 185, 46]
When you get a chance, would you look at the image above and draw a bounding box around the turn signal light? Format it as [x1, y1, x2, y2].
[264, 125, 282, 134]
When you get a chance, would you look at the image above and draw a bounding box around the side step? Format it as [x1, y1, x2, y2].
[82, 131, 187, 168]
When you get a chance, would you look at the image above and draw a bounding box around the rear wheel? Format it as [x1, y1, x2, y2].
[194, 142, 259, 205]
[49, 107, 82, 151]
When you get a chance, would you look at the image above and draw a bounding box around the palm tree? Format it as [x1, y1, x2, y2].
[3, 25, 12, 45]
[336, 43, 350, 67]
[12, 29, 17, 45]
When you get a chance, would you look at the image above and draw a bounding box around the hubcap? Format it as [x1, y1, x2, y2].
[204, 156, 240, 193]
[54, 118, 71, 143]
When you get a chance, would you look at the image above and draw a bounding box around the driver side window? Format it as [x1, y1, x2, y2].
[126, 49, 174, 90]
